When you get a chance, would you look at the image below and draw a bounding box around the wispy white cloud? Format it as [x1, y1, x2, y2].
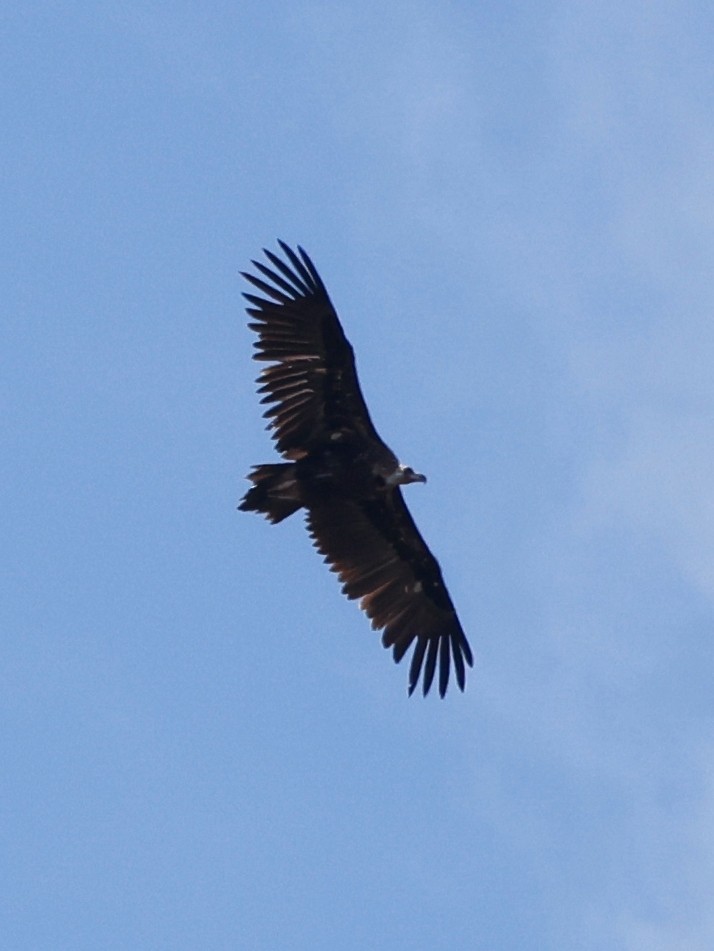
[548, 2, 714, 601]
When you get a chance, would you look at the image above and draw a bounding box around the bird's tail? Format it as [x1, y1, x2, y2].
[238, 463, 302, 524]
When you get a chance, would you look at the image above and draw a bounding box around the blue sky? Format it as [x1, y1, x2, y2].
[3, 2, 714, 948]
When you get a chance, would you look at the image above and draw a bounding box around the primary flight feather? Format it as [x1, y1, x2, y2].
[239, 242, 473, 697]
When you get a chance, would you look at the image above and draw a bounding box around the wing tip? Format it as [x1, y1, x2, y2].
[404, 627, 473, 699]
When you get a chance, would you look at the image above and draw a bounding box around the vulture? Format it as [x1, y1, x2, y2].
[239, 242, 473, 697]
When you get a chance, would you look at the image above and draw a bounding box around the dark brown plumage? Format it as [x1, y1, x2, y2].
[239, 242, 473, 696]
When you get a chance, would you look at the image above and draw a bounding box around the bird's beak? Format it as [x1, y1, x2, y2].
[410, 471, 427, 485]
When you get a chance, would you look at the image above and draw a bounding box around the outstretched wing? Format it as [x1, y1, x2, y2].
[243, 242, 390, 460]
[306, 490, 473, 697]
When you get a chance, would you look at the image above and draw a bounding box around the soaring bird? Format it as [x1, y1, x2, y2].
[239, 242, 473, 696]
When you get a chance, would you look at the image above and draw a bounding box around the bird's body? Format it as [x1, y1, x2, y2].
[239, 242, 473, 696]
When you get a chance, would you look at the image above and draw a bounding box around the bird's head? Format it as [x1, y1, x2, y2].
[388, 464, 427, 486]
